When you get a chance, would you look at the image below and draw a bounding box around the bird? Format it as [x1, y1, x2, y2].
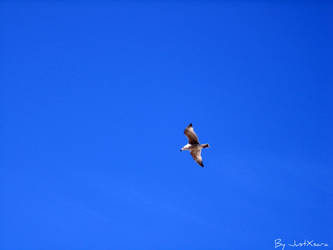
[180, 123, 209, 167]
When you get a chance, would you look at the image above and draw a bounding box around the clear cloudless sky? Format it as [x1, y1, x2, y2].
[1, 1, 332, 250]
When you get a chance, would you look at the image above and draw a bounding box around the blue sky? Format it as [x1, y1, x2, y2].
[1, 1, 332, 250]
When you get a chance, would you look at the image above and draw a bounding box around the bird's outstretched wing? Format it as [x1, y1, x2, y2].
[190, 149, 204, 167]
[184, 123, 199, 144]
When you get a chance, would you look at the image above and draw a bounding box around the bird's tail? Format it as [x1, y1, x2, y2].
[202, 144, 209, 148]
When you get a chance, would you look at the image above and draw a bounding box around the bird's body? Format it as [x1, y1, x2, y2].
[180, 123, 209, 167]
[181, 143, 207, 151]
